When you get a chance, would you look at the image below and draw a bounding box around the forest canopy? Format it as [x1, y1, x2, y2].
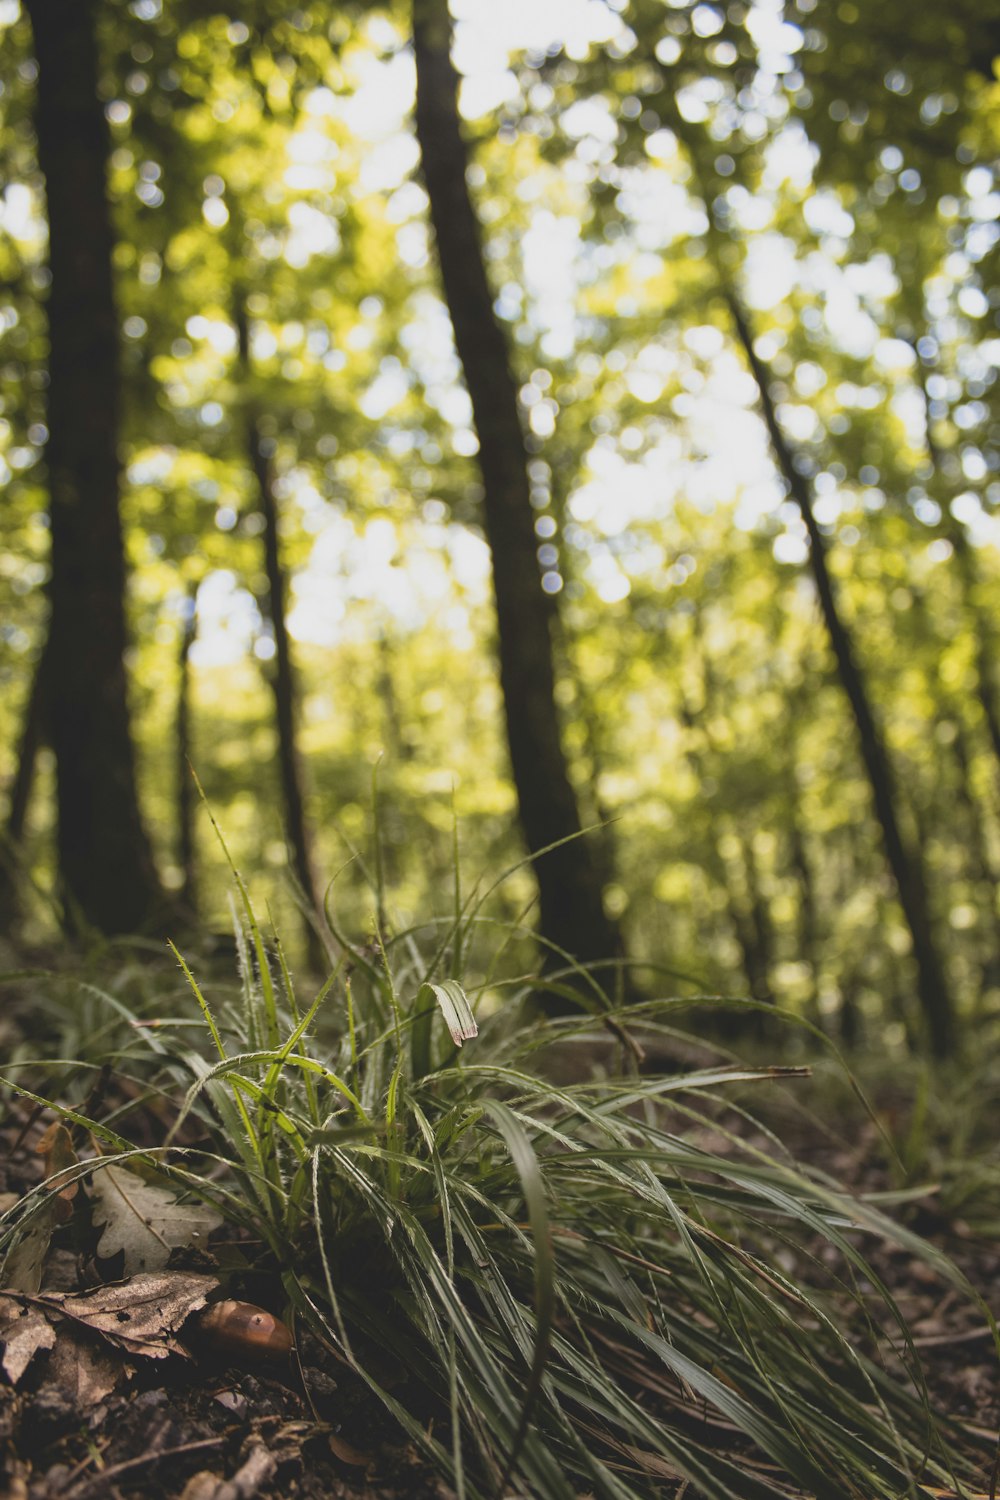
[0, 0, 998, 1057]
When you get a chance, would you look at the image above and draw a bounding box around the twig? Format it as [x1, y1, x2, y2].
[61, 1437, 224, 1498]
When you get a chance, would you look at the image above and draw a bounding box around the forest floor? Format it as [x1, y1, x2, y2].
[1, 977, 997, 1500]
[3, 1096, 997, 1500]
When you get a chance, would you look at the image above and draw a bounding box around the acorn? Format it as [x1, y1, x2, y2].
[198, 1299, 294, 1362]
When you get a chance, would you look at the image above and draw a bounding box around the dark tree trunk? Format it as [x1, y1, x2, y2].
[727, 292, 956, 1056]
[234, 305, 325, 972]
[721, 833, 773, 1006]
[175, 586, 198, 913]
[412, 0, 624, 982]
[786, 781, 821, 1009]
[376, 634, 414, 763]
[738, 832, 774, 1002]
[24, 0, 164, 934]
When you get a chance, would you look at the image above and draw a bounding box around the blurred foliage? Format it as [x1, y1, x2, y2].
[0, 0, 997, 1052]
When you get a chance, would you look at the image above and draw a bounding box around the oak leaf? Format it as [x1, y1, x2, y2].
[91, 1165, 222, 1274]
[48, 1270, 218, 1357]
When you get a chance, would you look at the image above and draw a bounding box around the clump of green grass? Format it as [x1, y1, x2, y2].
[1, 826, 995, 1499]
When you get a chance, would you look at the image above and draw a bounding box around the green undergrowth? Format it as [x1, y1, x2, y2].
[868, 1053, 1000, 1237]
[1, 830, 996, 1500]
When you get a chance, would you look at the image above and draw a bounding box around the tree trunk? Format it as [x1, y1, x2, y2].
[716, 826, 773, 1007]
[24, 0, 164, 934]
[739, 831, 775, 1002]
[175, 585, 198, 914]
[234, 304, 326, 972]
[786, 778, 822, 1013]
[376, 633, 414, 763]
[727, 292, 956, 1055]
[412, 0, 624, 983]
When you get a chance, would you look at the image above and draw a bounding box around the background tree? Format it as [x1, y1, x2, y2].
[412, 0, 626, 986]
[23, 0, 164, 934]
[726, 288, 955, 1054]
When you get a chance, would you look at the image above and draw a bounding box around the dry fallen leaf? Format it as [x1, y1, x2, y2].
[36, 1122, 79, 1221]
[0, 1270, 218, 1383]
[47, 1269, 219, 1357]
[90, 1164, 223, 1274]
[0, 1294, 57, 1383]
[46, 1322, 122, 1407]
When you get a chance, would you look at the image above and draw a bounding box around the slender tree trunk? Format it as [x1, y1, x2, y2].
[739, 832, 775, 1001]
[24, 0, 164, 934]
[175, 586, 198, 914]
[412, 0, 624, 983]
[721, 828, 773, 1006]
[786, 778, 822, 1011]
[376, 634, 414, 763]
[234, 304, 325, 971]
[727, 292, 956, 1056]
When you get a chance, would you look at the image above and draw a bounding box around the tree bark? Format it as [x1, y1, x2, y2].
[786, 778, 821, 1011]
[727, 292, 956, 1055]
[175, 585, 198, 914]
[738, 831, 775, 1003]
[712, 825, 773, 1008]
[234, 303, 326, 972]
[412, 0, 625, 983]
[24, 0, 164, 934]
